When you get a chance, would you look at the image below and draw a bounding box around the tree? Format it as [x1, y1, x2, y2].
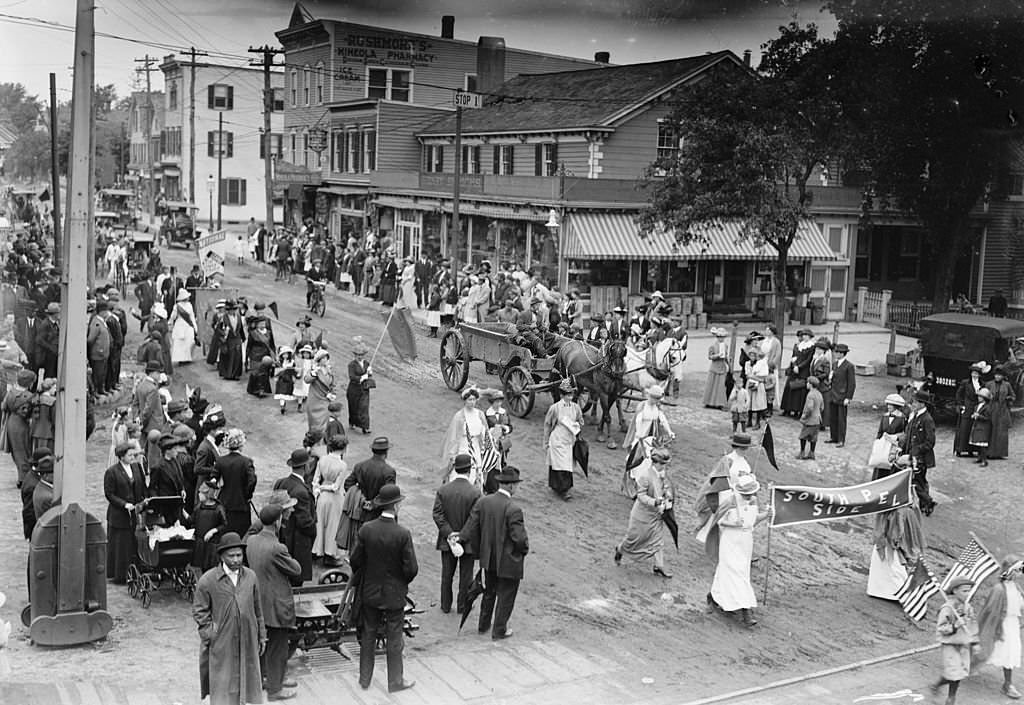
[826, 0, 1024, 310]
[5, 131, 51, 180]
[0, 82, 42, 135]
[638, 25, 847, 335]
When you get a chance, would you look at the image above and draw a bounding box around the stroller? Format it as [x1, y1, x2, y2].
[127, 496, 196, 608]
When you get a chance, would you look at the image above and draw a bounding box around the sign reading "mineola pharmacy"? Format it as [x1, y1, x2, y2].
[336, 33, 438, 65]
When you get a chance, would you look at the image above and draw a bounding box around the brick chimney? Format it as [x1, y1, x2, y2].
[743, 50, 751, 67]
[594, 51, 610, 64]
[476, 37, 507, 94]
[441, 15, 454, 39]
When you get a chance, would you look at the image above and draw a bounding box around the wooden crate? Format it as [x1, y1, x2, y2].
[697, 312, 708, 329]
[681, 297, 694, 316]
[686, 314, 698, 329]
[692, 297, 704, 315]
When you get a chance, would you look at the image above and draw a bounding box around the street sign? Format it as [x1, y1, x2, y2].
[454, 91, 482, 109]
[308, 127, 328, 153]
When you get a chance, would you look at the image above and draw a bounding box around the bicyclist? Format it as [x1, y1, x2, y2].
[306, 258, 326, 307]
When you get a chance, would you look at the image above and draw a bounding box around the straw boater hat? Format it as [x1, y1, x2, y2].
[176, 289, 190, 302]
[884, 393, 906, 407]
[735, 475, 761, 495]
[711, 327, 727, 338]
[731, 432, 752, 448]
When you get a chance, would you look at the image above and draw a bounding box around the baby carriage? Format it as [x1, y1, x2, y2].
[127, 496, 196, 608]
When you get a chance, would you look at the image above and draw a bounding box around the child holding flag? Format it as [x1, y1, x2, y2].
[933, 576, 979, 705]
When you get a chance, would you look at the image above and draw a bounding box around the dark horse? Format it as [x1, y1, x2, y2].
[552, 339, 628, 448]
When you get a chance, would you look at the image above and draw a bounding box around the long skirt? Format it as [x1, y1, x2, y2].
[953, 412, 978, 455]
[548, 467, 573, 494]
[780, 377, 808, 415]
[313, 490, 345, 559]
[205, 334, 221, 365]
[335, 485, 365, 551]
[106, 526, 136, 582]
[703, 370, 728, 408]
[988, 614, 1023, 669]
[218, 341, 243, 380]
[989, 405, 1011, 458]
[380, 282, 397, 305]
[617, 500, 663, 560]
[171, 320, 195, 363]
[710, 525, 756, 611]
[866, 546, 907, 601]
[346, 384, 370, 430]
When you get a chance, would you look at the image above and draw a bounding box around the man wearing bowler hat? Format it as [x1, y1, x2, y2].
[273, 449, 317, 582]
[460, 466, 530, 640]
[826, 343, 856, 447]
[193, 532, 266, 705]
[246, 503, 301, 700]
[350, 484, 418, 693]
[901, 390, 938, 516]
[36, 301, 61, 379]
[433, 453, 482, 614]
[344, 436, 397, 521]
[135, 360, 165, 452]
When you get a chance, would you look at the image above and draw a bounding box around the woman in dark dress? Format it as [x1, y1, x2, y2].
[190, 481, 226, 571]
[986, 366, 1016, 459]
[780, 329, 816, 417]
[346, 337, 372, 434]
[954, 361, 988, 456]
[216, 300, 246, 381]
[212, 429, 257, 535]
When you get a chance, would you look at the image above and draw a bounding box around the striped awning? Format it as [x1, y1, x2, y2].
[564, 212, 838, 261]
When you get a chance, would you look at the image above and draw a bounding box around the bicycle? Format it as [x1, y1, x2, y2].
[308, 280, 327, 317]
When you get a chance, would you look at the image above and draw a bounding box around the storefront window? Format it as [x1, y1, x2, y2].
[422, 212, 443, 260]
[468, 215, 495, 265]
[497, 222, 528, 268]
[639, 260, 698, 293]
[529, 223, 559, 284]
[568, 259, 629, 296]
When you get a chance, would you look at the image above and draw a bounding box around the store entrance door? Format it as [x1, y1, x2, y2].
[723, 261, 747, 304]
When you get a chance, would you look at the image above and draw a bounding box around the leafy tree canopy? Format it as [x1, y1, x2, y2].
[0, 83, 42, 136]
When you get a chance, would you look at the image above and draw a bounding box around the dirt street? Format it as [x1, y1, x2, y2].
[1, 249, 1021, 704]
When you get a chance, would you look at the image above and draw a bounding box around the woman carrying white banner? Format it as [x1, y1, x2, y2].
[866, 455, 925, 601]
[707, 475, 769, 627]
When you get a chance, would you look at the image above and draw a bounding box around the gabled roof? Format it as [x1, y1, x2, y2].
[418, 50, 741, 137]
[0, 123, 17, 147]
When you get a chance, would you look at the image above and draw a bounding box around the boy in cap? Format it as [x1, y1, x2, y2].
[933, 576, 979, 705]
[797, 376, 823, 459]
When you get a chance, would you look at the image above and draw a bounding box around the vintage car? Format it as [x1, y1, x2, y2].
[158, 201, 198, 248]
[918, 313, 1024, 417]
[97, 188, 137, 228]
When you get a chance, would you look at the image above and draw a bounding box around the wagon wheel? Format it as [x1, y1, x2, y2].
[504, 366, 535, 418]
[440, 329, 470, 391]
[140, 575, 153, 609]
[318, 569, 349, 585]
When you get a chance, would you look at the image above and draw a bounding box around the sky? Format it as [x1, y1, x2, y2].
[0, 0, 837, 102]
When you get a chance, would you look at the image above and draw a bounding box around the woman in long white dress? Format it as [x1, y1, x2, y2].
[398, 256, 416, 309]
[543, 379, 584, 500]
[866, 458, 925, 600]
[708, 474, 768, 627]
[312, 436, 348, 566]
[169, 289, 198, 364]
[621, 384, 675, 497]
[439, 387, 490, 486]
[978, 556, 1024, 699]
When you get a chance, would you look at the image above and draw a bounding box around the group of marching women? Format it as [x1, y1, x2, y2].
[200, 298, 377, 436]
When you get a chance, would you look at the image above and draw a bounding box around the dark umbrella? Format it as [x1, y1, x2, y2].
[458, 569, 486, 631]
[662, 507, 679, 550]
[573, 437, 589, 478]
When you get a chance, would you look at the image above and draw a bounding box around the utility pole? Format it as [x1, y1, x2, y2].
[450, 105, 462, 279]
[186, 47, 207, 204]
[249, 44, 283, 236]
[49, 72, 61, 269]
[134, 55, 157, 223]
[217, 111, 223, 231]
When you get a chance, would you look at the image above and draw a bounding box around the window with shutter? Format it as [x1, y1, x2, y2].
[303, 66, 310, 106]
[290, 70, 297, 106]
[207, 85, 215, 110]
[493, 146, 500, 175]
[364, 129, 376, 171]
[226, 132, 233, 158]
[207, 131, 215, 157]
[209, 84, 232, 110]
[534, 145, 542, 176]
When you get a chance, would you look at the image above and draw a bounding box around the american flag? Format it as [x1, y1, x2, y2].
[895, 558, 941, 621]
[479, 431, 502, 474]
[940, 538, 1000, 600]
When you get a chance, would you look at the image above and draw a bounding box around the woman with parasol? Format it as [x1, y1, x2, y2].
[614, 447, 676, 578]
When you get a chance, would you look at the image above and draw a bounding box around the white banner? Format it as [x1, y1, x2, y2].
[196, 229, 228, 278]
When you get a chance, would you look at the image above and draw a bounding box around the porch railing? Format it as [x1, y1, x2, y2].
[855, 287, 892, 326]
[887, 301, 934, 336]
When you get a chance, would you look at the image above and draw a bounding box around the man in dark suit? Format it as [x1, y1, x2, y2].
[432, 454, 482, 614]
[103, 441, 148, 583]
[826, 343, 856, 447]
[246, 503, 301, 701]
[608, 306, 629, 341]
[414, 252, 435, 308]
[35, 301, 60, 379]
[135, 360, 165, 454]
[901, 390, 937, 516]
[272, 449, 317, 582]
[350, 484, 418, 693]
[585, 313, 606, 347]
[104, 290, 128, 391]
[14, 302, 39, 372]
[133, 273, 156, 332]
[344, 436, 396, 521]
[460, 465, 529, 640]
[194, 413, 226, 490]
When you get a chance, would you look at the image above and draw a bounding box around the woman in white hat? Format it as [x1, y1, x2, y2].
[623, 384, 676, 453]
[304, 348, 337, 433]
[293, 343, 314, 412]
[169, 287, 198, 365]
[440, 386, 491, 486]
[954, 361, 990, 457]
[707, 474, 768, 627]
[615, 447, 675, 578]
[703, 327, 730, 409]
[544, 379, 584, 500]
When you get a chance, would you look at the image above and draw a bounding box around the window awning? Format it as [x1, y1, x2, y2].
[564, 212, 838, 261]
[372, 197, 443, 212]
[318, 186, 367, 196]
[438, 201, 549, 222]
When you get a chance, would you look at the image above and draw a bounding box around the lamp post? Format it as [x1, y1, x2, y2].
[206, 174, 215, 232]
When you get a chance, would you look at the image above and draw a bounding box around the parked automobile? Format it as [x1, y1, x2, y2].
[159, 201, 198, 248]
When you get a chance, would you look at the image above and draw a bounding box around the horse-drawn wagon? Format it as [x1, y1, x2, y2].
[439, 322, 562, 418]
